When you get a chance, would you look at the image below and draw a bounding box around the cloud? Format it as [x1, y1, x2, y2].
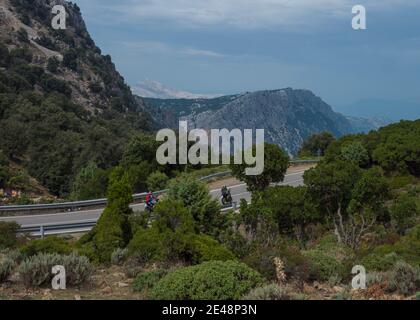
[122, 40, 226, 58]
[108, 0, 420, 30]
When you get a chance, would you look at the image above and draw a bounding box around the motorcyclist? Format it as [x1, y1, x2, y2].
[145, 191, 157, 212]
[221, 186, 232, 205]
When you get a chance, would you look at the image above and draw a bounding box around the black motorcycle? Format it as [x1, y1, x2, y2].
[220, 186, 233, 205]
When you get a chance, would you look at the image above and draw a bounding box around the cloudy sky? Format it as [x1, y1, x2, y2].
[74, 0, 420, 108]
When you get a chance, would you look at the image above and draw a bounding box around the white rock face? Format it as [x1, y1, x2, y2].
[182, 88, 353, 155]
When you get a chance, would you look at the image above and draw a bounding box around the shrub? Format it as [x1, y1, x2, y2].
[243, 243, 310, 282]
[370, 224, 420, 267]
[61, 253, 94, 287]
[303, 235, 354, 282]
[146, 171, 169, 191]
[361, 252, 401, 272]
[367, 262, 419, 296]
[166, 174, 221, 235]
[40, 75, 72, 96]
[151, 260, 263, 300]
[242, 284, 290, 300]
[78, 173, 133, 263]
[17, 28, 29, 43]
[20, 236, 72, 257]
[341, 141, 369, 167]
[63, 49, 78, 70]
[0, 256, 15, 283]
[390, 194, 419, 235]
[388, 261, 419, 295]
[127, 228, 166, 265]
[0, 222, 19, 249]
[132, 269, 167, 292]
[19, 253, 93, 287]
[191, 235, 235, 264]
[111, 248, 128, 266]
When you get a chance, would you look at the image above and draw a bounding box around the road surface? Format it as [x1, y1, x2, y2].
[0, 171, 305, 228]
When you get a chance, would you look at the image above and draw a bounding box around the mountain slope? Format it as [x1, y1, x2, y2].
[0, 0, 153, 196]
[144, 88, 354, 155]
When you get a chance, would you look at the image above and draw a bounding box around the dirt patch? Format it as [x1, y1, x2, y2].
[0, 266, 145, 300]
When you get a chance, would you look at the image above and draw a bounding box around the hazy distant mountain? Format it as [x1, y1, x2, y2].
[336, 99, 420, 121]
[346, 116, 393, 133]
[144, 88, 356, 155]
[133, 80, 223, 99]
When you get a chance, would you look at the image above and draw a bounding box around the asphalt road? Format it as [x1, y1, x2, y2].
[0, 171, 305, 228]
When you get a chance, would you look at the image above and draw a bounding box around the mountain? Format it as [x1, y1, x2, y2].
[346, 116, 393, 134]
[133, 79, 223, 99]
[0, 0, 153, 195]
[144, 88, 356, 155]
[335, 99, 420, 121]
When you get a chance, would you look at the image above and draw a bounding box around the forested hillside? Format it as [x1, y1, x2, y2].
[0, 0, 154, 197]
[0, 119, 418, 300]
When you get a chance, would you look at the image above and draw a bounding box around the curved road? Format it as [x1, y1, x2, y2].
[0, 171, 305, 228]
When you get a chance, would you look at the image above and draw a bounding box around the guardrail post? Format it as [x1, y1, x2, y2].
[40, 225, 44, 238]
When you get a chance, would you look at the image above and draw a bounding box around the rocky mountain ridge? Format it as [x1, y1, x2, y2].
[144, 88, 356, 155]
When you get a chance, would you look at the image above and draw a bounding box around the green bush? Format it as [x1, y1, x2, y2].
[47, 57, 60, 73]
[341, 141, 370, 167]
[0, 222, 19, 249]
[361, 252, 401, 272]
[0, 256, 15, 283]
[191, 235, 235, 264]
[367, 261, 419, 296]
[128, 199, 197, 265]
[390, 194, 419, 235]
[20, 236, 72, 257]
[303, 235, 354, 282]
[243, 243, 310, 282]
[146, 171, 169, 191]
[111, 248, 128, 266]
[78, 173, 133, 263]
[19, 253, 93, 287]
[166, 174, 221, 235]
[0, 252, 16, 283]
[242, 284, 290, 300]
[132, 269, 168, 292]
[370, 224, 420, 267]
[151, 260, 263, 300]
[40, 75, 72, 96]
[388, 261, 419, 295]
[127, 228, 166, 265]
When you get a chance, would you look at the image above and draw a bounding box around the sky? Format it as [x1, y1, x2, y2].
[73, 0, 420, 109]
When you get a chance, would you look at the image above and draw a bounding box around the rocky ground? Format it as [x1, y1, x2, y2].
[0, 266, 414, 300]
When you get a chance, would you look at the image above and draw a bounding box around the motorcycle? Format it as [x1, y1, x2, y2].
[220, 187, 233, 206]
[145, 197, 158, 214]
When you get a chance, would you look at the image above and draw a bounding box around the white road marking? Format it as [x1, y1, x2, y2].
[0, 171, 305, 221]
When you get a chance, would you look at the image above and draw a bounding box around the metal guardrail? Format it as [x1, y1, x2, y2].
[17, 203, 239, 237]
[1, 160, 317, 214]
[18, 219, 98, 237]
[0, 191, 167, 213]
[0, 171, 228, 214]
[198, 170, 231, 181]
